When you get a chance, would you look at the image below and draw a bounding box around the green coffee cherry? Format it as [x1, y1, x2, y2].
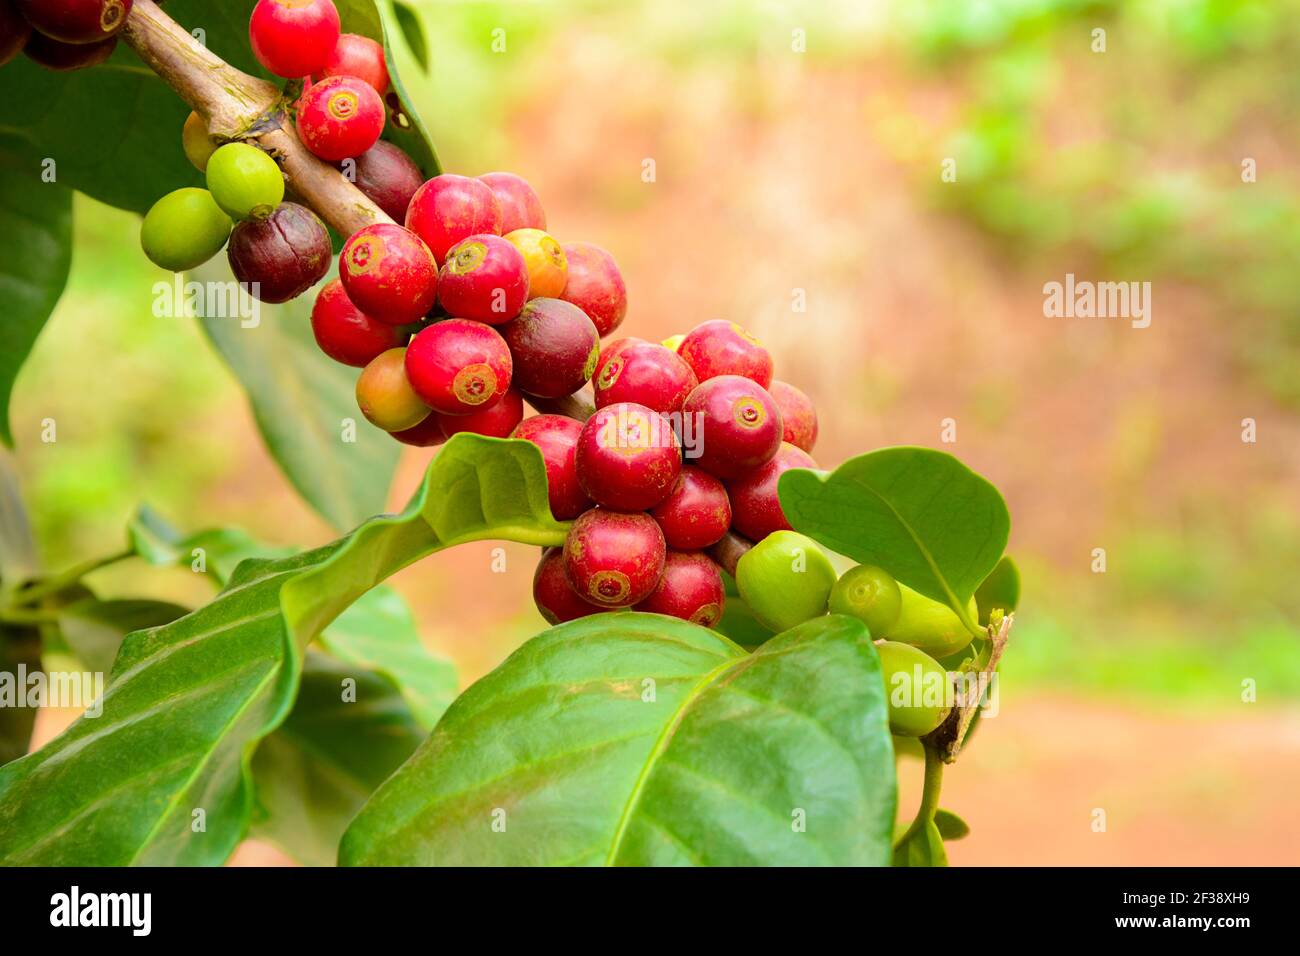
[879, 583, 978, 658]
[828, 564, 901, 637]
[182, 111, 218, 173]
[205, 143, 285, 221]
[139, 188, 233, 272]
[735, 530, 836, 633]
[877, 640, 951, 737]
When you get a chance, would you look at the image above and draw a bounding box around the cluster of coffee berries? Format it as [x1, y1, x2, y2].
[1, 0, 132, 72]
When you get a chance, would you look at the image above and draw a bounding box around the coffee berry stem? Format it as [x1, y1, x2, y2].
[525, 390, 597, 423]
[121, 0, 392, 236]
[706, 530, 752, 578]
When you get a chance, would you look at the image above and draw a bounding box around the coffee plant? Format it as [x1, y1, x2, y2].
[0, 0, 1019, 867]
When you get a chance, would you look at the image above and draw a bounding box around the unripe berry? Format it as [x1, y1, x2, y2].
[478, 172, 546, 234]
[310, 279, 405, 368]
[503, 228, 566, 299]
[593, 340, 696, 415]
[499, 298, 599, 398]
[827, 565, 902, 638]
[437, 234, 529, 324]
[249, 0, 340, 78]
[576, 403, 681, 511]
[390, 413, 445, 448]
[17, 0, 130, 45]
[0, 1, 32, 67]
[510, 414, 591, 520]
[880, 584, 977, 659]
[735, 530, 836, 633]
[297, 75, 385, 162]
[876, 641, 951, 737]
[563, 508, 665, 608]
[437, 387, 524, 440]
[726, 442, 816, 542]
[205, 142, 285, 221]
[356, 347, 431, 432]
[23, 31, 114, 69]
[634, 550, 725, 626]
[140, 188, 232, 273]
[313, 32, 388, 92]
[340, 223, 438, 324]
[228, 202, 331, 303]
[767, 379, 818, 452]
[181, 111, 218, 173]
[650, 466, 731, 550]
[678, 320, 773, 388]
[405, 174, 502, 265]
[681, 375, 783, 480]
[560, 242, 627, 337]
[533, 547, 604, 625]
[347, 140, 423, 223]
[404, 318, 512, 415]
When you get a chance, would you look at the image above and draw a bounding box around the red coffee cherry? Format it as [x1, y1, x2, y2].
[593, 340, 697, 415]
[311, 278, 405, 368]
[650, 466, 731, 550]
[404, 318, 512, 415]
[510, 414, 591, 520]
[767, 379, 818, 453]
[533, 547, 605, 625]
[681, 375, 783, 480]
[562, 508, 666, 608]
[355, 347, 431, 433]
[249, 0, 340, 78]
[23, 32, 115, 70]
[17, 0, 130, 45]
[678, 319, 773, 388]
[726, 442, 816, 542]
[437, 387, 524, 440]
[634, 550, 725, 627]
[227, 202, 331, 303]
[575, 403, 681, 511]
[405, 173, 503, 265]
[297, 75, 385, 162]
[313, 32, 388, 92]
[499, 298, 600, 399]
[339, 223, 438, 325]
[560, 242, 627, 337]
[0, 1, 32, 68]
[478, 171, 546, 234]
[346, 140, 424, 223]
[437, 234, 529, 324]
[390, 413, 446, 448]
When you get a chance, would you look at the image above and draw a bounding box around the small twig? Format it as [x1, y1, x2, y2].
[707, 531, 752, 578]
[924, 612, 1014, 764]
[526, 391, 597, 422]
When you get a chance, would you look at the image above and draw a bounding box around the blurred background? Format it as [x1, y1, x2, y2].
[12, 0, 1300, 864]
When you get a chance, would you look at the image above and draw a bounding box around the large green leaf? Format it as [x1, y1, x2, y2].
[341, 613, 897, 867]
[0, 155, 72, 448]
[0, 435, 565, 865]
[780, 447, 1010, 634]
[251, 650, 425, 867]
[974, 554, 1020, 626]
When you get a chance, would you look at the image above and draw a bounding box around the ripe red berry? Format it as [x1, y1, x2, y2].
[339, 223, 437, 324]
[510, 414, 591, 520]
[634, 550, 725, 627]
[405, 174, 503, 266]
[563, 508, 666, 608]
[437, 387, 524, 440]
[533, 547, 604, 625]
[593, 340, 697, 415]
[17, 0, 130, 45]
[575, 403, 681, 511]
[726, 442, 816, 542]
[390, 413, 446, 448]
[0, 1, 32, 68]
[478, 171, 546, 234]
[650, 466, 731, 550]
[355, 347, 431, 433]
[682, 375, 783, 480]
[227, 203, 331, 303]
[249, 0, 340, 78]
[437, 234, 529, 324]
[767, 379, 818, 452]
[297, 75, 385, 162]
[404, 318, 512, 415]
[23, 31, 115, 70]
[560, 242, 627, 337]
[347, 140, 424, 223]
[311, 278, 405, 367]
[499, 298, 600, 399]
[678, 320, 773, 388]
[313, 32, 388, 92]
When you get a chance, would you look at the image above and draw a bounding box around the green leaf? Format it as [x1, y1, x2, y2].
[974, 555, 1020, 626]
[250, 650, 425, 867]
[780, 447, 1010, 634]
[340, 612, 897, 866]
[390, 1, 431, 72]
[933, 808, 970, 841]
[127, 504, 279, 583]
[0, 625, 40, 767]
[892, 818, 948, 867]
[0, 155, 72, 448]
[370, 1, 441, 175]
[0, 449, 36, 585]
[56, 598, 189, 677]
[0, 435, 566, 865]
